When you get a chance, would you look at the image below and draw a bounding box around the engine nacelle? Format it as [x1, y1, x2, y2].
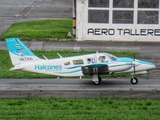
[81, 65, 109, 75]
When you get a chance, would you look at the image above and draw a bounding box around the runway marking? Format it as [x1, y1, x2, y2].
[18, 5, 40, 7]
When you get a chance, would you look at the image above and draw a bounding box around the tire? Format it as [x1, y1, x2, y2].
[93, 76, 101, 85]
[131, 77, 138, 84]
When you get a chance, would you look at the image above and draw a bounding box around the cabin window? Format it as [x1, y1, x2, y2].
[98, 56, 106, 62]
[73, 59, 84, 65]
[64, 61, 70, 65]
[87, 57, 96, 64]
[108, 54, 118, 61]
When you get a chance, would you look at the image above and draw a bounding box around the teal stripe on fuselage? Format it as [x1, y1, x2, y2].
[55, 69, 82, 74]
[116, 57, 155, 66]
[139, 61, 155, 66]
[66, 66, 81, 69]
[116, 57, 133, 62]
[85, 64, 107, 68]
[108, 64, 131, 68]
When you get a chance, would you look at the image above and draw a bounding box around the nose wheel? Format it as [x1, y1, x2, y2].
[93, 74, 101, 85]
[131, 77, 138, 84]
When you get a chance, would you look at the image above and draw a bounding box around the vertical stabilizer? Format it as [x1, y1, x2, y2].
[6, 38, 40, 65]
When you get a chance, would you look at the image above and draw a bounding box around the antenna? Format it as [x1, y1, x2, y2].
[42, 55, 48, 60]
[57, 53, 63, 58]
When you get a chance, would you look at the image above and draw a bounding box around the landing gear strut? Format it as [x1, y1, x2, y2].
[131, 76, 138, 84]
[93, 74, 101, 85]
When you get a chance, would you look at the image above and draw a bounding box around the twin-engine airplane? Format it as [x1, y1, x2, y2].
[6, 38, 156, 85]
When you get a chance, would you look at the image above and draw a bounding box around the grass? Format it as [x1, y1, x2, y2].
[1, 19, 72, 40]
[0, 50, 138, 78]
[0, 97, 160, 120]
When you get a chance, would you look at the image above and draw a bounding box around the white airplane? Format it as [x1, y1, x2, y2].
[6, 38, 156, 85]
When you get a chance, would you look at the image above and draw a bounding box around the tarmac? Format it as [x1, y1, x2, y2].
[1, 39, 160, 53]
[0, 78, 160, 98]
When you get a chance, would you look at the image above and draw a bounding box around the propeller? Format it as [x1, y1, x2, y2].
[132, 53, 136, 74]
[132, 53, 140, 74]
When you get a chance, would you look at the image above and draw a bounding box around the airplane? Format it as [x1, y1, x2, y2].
[5, 38, 156, 85]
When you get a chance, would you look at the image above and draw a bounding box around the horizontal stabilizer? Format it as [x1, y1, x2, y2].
[10, 65, 24, 70]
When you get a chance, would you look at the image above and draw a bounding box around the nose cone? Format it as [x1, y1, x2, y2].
[149, 63, 156, 69]
[140, 61, 156, 70]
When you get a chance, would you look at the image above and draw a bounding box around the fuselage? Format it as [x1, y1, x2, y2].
[17, 53, 156, 77]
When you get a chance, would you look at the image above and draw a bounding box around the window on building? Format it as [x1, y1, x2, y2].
[88, 10, 109, 23]
[113, 11, 134, 24]
[88, 0, 159, 24]
[138, 11, 158, 24]
[89, 0, 109, 7]
[113, 0, 134, 8]
[138, 0, 159, 8]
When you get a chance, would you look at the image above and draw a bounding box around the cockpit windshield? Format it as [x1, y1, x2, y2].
[107, 54, 118, 61]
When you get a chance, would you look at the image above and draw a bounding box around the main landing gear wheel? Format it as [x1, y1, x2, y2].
[93, 76, 101, 85]
[131, 77, 138, 84]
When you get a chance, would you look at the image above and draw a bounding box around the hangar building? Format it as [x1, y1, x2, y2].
[74, 0, 160, 41]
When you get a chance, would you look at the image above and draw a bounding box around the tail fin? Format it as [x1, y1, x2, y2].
[6, 38, 40, 65]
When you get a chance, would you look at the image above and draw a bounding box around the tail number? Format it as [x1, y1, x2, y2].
[19, 57, 33, 61]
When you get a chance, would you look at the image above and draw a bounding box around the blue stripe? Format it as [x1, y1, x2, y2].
[116, 57, 133, 62]
[109, 64, 131, 68]
[139, 61, 155, 66]
[55, 69, 82, 74]
[66, 66, 81, 69]
[85, 63, 107, 68]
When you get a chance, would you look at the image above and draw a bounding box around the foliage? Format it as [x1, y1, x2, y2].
[1, 19, 72, 40]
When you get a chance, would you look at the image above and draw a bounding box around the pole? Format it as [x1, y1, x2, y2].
[72, 0, 76, 35]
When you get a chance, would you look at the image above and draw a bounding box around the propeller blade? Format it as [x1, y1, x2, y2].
[133, 62, 135, 74]
[133, 53, 136, 74]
